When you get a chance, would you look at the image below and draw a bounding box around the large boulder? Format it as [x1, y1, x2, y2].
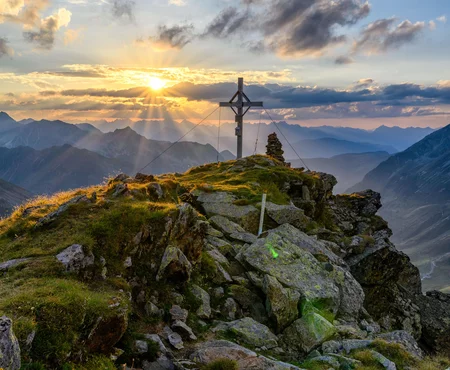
[416, 290, 450, 356]
[195, 191, 260, 233]
[190, 340, 301, 369]
[56, 244, 95, 275]
[239, 227, 341, 314]
[0, 317, 21, 370]
[86, 313, 128, 354]
[281, 313, 336, 355]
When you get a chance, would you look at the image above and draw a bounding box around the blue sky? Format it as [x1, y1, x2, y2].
[0, 0, 449, 128]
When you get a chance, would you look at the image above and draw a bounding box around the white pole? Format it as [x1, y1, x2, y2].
[258, 193, 267, 237]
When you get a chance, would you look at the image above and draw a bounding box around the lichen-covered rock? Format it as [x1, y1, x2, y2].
[264, 202, 310, 230]
[172, 320, 197, 341]
[416, 290, 450, 356]
[262, 274, 300, 332]
[209, 215, 246, 235]
[322, 339, 373, 355]
[281, 313, 336, 355]
[56, 244, 95, 274]
[215, 317, 278, 349]
[240, 229, 341, 314]
[196, 192, 260, 233]
[190, 285, 211, 319]
[190, 340, 301, 370]
[0, 317, 21, 370]
[169, 305, 188, 322]
[156, 247, 192, 283]
[369, 350, 397, 370]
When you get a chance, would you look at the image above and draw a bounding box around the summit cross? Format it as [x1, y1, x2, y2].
[220, 77, 264, 159]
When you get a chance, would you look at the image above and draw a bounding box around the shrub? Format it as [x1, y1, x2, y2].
[202, 358, 239, 370]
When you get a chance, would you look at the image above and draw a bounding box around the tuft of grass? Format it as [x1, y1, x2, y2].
[370, 339, 416, 368]
[202, 358, 239, 370]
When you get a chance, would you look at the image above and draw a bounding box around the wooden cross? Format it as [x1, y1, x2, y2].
[220, 77, 263, 159]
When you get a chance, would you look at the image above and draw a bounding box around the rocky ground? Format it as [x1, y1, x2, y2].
[0, 156, 449, 370]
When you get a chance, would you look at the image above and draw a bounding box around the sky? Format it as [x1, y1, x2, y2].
[0, 0, 449, 129]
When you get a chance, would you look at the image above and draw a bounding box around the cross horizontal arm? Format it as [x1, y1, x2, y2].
[219, 101, 264, 108]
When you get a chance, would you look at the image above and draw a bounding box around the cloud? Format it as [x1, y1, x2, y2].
[354, 78, 374, 89]
[352, 18, 426, 54]
[151, 24, 194, 50]
[169, 0, 186, 6]
[202, 7, 250, 38]
[437, 15, 447, 23]
[335, 55, 354, 64]
[64, 28, 82, 45]
[111, 0, 135, 21]
[0, 0, 25, 17]
[0, 37, 14, 57]
[23, 8, 72, 49]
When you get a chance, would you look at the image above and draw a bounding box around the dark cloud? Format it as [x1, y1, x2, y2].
[41, 82, 450, 110]
[23, 16, 58, 49]
[353, 18, 425, 54]
[111, 0, 135, 21]
[152, 24, 194, 50]
[354, 78, 374, 89]
[202, 7, 250, 38]
[0, 37, 13, 57]
[335, 55, 354, 64]
[268, 0, 370, 56]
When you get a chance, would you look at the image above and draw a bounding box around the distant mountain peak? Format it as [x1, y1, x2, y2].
[0, 111, 15, 121]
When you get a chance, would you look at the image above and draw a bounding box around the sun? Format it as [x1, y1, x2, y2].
[148, 77, 166, 90]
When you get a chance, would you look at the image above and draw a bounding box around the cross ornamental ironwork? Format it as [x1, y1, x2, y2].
[220, 77, 264, 159]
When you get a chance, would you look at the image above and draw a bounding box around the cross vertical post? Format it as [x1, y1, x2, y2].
[219, 78, 264, 159]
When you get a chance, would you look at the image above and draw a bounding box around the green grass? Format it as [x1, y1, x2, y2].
[202, 359, 238, 370]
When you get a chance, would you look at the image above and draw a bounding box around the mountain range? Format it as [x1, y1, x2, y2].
[292, 151, 391, 193]
[89, 117, 435, 156]
[351, 124, 450, 292]
[0, 178, 32, 217]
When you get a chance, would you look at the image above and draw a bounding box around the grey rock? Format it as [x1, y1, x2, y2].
[228, 285, 268, 324]
[370, 350, 397, 370]
[144, 334, 167, 354]
[172, 320, 197, 341]
[216, 317, 278, 349]
[209, 215, 246, 235]
[145, 302, 163, 318]
[264, 202, 310, 230]
[229, 232, 257, 244]
[378, 330, 423, 359]
[143, 355, 175, 370]
[148, 183, 164, 199]
[35, 194, 90, 227]
[190, 340, 301, 370]
[262, 274, 300, 332]
[281, 313, 336, 354]
[0, 258, 30, 272]
[169, 305, 188, 322]
[212, 287, 225, 299]
[222, 298, 238, 320]
[56, 244, 94, 274]
[322, 339, 373, 355]
[161, 326, 184, 350]
[0, 316, 21, 370]
[156, 247, 192, 283]
[198, 192, 259, 233]
[190, 285, 211, 319]
[214, 262, 233, 284]
[135, 340, 149, 354]
[207, 248, 229, 266]
[123, 256, 132, 268]
[306, 355, 340, 368]
[112, 183, 129, 197]
[240, 229, 341, 314]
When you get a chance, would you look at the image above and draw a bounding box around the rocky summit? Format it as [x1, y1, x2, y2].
[0, 155, 449, 370]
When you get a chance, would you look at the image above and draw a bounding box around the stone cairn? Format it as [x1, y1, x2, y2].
[266, 132, 290, 166]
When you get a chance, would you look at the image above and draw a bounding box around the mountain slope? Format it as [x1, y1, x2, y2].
[0, 145, 131, 194]
[0, 179, 32, 216]
[292, 151, 391, 193]
[292, 138, 397, 158]
[0, 112, 18, 133]
[351, 124, 450, 291]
